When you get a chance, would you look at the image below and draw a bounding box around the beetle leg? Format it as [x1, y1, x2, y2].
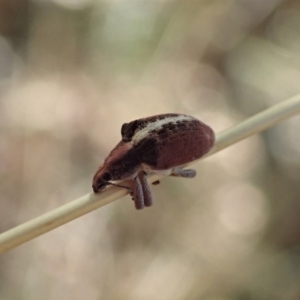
[138, 171, 153, 207]
[133, 176, 145, 210]
[171, 167, 196, 178]
[130, 187, 134, 201]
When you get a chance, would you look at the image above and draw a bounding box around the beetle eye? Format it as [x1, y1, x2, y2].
[103, 172, 112, 181]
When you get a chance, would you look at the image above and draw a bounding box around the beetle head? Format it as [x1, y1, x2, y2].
[92, 165, 133, 193]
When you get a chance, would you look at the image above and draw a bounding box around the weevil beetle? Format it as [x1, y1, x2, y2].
[92, 113, 215, 209]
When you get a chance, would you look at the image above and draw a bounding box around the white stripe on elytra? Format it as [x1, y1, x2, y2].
[132, 115, 195, 143]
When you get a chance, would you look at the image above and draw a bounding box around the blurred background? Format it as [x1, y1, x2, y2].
[0, 0, 300, 299]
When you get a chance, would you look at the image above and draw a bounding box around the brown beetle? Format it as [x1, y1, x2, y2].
[92, 114, 215, 209]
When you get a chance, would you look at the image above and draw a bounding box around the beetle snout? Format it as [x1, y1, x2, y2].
[92, 180, 109, 193]
[92, 184, 99, 193]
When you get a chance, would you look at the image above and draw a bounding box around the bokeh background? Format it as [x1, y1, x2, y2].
[0, 0, 300, 299]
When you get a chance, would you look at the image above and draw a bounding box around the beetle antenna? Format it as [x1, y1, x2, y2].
[107, 182, 132, 192]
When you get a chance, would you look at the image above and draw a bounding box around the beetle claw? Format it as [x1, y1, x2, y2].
[171, 167, 196, 178]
